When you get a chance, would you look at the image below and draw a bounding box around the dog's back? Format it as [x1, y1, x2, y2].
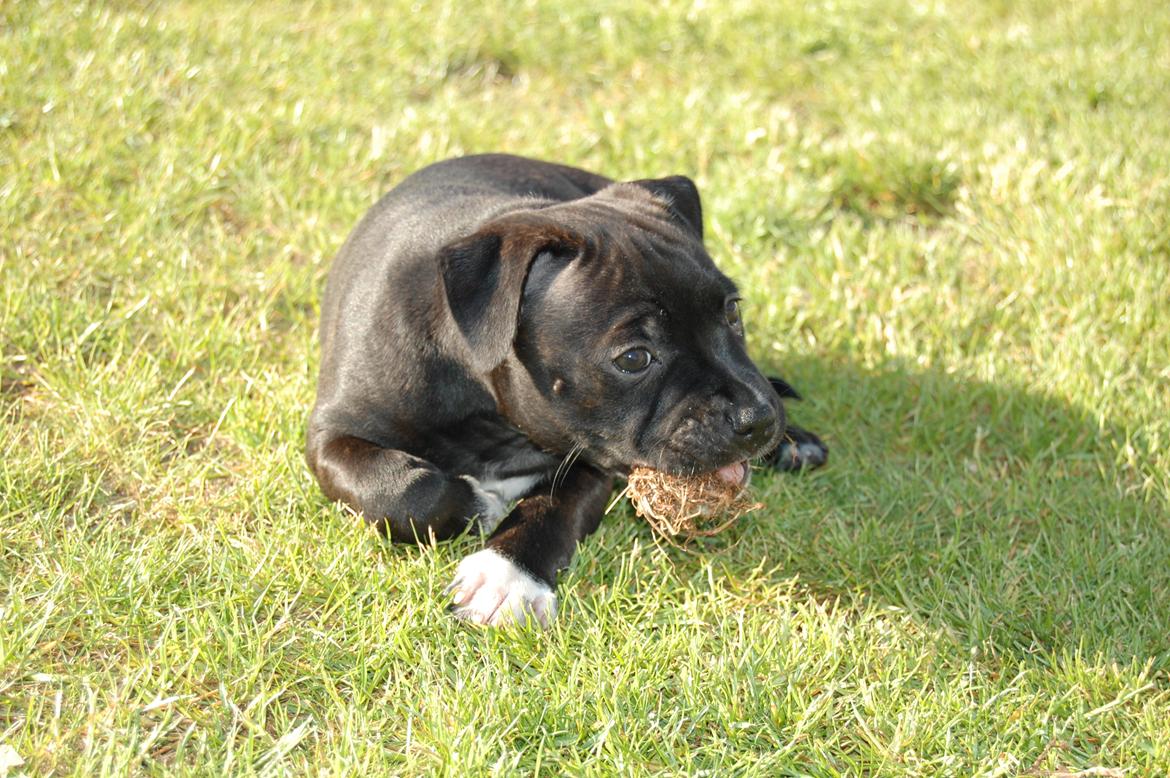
[313, 156, 610, 435]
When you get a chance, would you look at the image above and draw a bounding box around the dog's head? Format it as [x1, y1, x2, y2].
[439, 176, 784, 481]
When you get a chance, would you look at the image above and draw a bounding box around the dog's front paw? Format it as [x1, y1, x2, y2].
[764, 424, 829, 472]
[447, 548, 557, 628]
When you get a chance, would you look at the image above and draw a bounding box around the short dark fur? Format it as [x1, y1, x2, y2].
[307, 154, 826, 601]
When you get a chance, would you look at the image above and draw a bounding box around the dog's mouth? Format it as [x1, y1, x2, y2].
[601, 428, 778, 489]
[626, 417, 781, 487]
[713, 460, 751, 488]
[624, 458, 752, 490]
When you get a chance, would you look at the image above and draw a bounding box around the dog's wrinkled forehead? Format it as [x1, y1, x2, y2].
[538, 186, 736, 317]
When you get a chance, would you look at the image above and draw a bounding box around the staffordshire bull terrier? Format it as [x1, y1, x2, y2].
[307, 154, 827, 627]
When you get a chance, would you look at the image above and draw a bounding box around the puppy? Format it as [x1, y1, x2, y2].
[307, 154, 826, 627]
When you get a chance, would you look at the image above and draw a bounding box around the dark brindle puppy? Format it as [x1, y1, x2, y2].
[307, 154, 826, 627]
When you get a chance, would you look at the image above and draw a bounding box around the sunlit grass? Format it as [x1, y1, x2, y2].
[2, 0, 1169, 774]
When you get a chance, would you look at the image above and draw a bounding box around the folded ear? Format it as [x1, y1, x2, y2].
[630, 175, 703, 239]
[439, 217, 581, 373]
[768, 376, 803, 401]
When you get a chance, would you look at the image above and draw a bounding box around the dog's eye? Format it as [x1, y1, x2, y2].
[725, 299, 743, 330]
[613, 348, 653, 373]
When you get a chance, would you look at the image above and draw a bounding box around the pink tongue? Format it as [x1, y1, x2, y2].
[715, 461, 746, 485]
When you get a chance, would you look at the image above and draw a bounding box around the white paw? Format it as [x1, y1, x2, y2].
[447, 548, 557, 628]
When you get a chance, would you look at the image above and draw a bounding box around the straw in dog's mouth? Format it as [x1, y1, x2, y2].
[616, 462, 762, 546]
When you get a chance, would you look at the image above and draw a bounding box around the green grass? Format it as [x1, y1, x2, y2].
[3, 0, 1169, 774]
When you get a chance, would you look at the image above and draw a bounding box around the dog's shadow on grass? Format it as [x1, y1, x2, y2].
[602, 354, 1169, 668]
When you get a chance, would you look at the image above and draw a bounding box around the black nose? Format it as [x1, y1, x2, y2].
[728, 402, 777, 442]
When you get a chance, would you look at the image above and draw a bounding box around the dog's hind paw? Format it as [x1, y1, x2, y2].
[446, 548, 557, 628]
[763, 425, 829, 472]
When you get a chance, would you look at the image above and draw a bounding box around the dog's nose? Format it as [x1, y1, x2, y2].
[728, 403, 776, 442]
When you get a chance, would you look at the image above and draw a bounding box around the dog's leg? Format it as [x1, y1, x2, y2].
[762, 424, 829, 471]
[762, 376, 830, 472]
[448, 464, 612, 628]
[308, 433, 508, 542]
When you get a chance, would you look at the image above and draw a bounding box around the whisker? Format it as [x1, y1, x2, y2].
[557, 447, 584, 495]
[550, 442, 583, 497]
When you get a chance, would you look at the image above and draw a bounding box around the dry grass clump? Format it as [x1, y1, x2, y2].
[618, 466, 762, 545]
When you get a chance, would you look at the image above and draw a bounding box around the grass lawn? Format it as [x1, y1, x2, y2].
[3, 0, 1169, 774]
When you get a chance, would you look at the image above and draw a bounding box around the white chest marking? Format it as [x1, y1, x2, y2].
[477, 473, 542, 503]
[459, 473, 543, 535]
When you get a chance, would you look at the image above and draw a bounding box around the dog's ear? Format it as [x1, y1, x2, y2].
[440, 217, 581, 373]
[630, 175, 703, 239]
[768, 376, 803, 401]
